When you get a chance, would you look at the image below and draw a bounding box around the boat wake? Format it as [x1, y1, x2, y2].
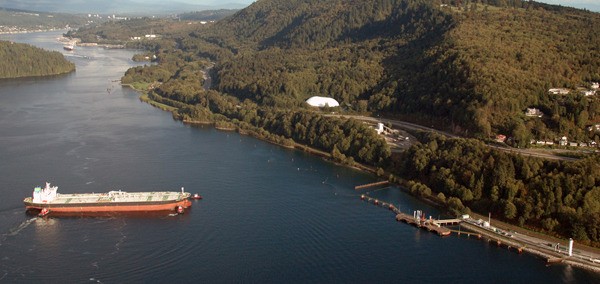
[1, 217, 37, 244]
[63, 53, 91, 60]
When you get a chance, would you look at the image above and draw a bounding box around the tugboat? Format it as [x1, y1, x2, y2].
[191, 193, 203, 200]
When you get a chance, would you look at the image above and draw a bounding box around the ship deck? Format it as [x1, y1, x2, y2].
[32, 191, 188, 204]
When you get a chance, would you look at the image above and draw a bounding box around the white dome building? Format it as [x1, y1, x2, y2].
[305, 96, 340, 108]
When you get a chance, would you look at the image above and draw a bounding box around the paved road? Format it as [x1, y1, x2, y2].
[463, 218, 600, 267]
[331, 115, 579, 162]
[202, 63, 214, 91]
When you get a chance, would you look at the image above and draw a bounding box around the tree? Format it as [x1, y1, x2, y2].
[511, 120, 530, 148]
[583, 187, 600, 214]
[541, 217, 559, 232]
[504, 201, 517, 219]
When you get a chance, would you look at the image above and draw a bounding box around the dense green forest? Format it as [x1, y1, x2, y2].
[178, 10, 238, 21]
[99, 0, 600, 243]
[65, 18, 185, 46]
[430, 1, 600, 143]
[65, 11, 235, 48]
[0, 41, 75, 78]
[177, 0, 599, 142]
[396, 133, 600, 246]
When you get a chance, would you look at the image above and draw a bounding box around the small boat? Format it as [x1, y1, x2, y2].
[191, 193, 203, 200]
[39, 208, 50, 217]
[63, 44, 74, 51]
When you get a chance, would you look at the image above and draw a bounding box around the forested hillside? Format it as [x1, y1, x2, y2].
[0, 41, 75, 79]
[186, 0, 453, 110]
[66, 18, 181, 45]
[0, 7, 88, 32]
[109, 0, 600, 244]
[178, 10, 238, 21]
[65, 11, 237, 47]
[429, 2, 600, 142]
[396, 133, 600, 246]
[177, 0, 600, 141]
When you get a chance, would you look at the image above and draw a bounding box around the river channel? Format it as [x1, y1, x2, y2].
[0, 31, 598, 283]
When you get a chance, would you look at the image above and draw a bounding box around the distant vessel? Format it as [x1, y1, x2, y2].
[24, 182, 192, 216]
[63, 44, 74, 51]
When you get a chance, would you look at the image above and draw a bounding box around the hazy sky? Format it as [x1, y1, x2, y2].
[179, 0, 597, 8]
[173, 0, 598, 11]
[2, 0, 598, 12]
[538, 0, 600, 11]
[176, 0, 254, 5]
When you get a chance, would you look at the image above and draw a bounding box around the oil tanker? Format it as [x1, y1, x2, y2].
[24, 182, 192, 216]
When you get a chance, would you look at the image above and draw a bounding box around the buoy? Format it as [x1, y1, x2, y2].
[177, 206, 184, 214]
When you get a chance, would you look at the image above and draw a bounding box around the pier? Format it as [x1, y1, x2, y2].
[432, 219, 462, 226]
[360, 194, 600, 273]
[360, 194, 452, 236]
[355, 181, 389, 190]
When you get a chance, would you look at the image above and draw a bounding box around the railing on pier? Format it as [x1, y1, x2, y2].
[432, 219, 462, 226]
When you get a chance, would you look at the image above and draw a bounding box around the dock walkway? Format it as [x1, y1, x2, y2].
[361, 194, 452, 236]
[359, 194, 600, 273]
[355, 181, 389, 190]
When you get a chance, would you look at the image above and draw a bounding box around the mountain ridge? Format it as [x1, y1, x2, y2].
[184, 0, 599, 141]
[107, 0, 600, 245]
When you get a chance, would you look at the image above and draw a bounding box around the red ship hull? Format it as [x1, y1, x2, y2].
[25, 199, 192, 213]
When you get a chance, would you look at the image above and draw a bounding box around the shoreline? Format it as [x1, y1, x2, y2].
[0, 68, 75, 80]
[0, 28, 67, 35]
[460, 222, 600, 273]
[125, 80, 600, 274]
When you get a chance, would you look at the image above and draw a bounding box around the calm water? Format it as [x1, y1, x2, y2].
[0, 31, 598, 283]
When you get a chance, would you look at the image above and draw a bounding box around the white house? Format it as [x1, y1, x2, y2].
[548, 88, 570, 95]
[306, 96, 340, 108]
[559, 136, 568, 146]
[582, 90, 596, 96]
[525, 108, 543, 117]
[587, 124, 600, 132]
